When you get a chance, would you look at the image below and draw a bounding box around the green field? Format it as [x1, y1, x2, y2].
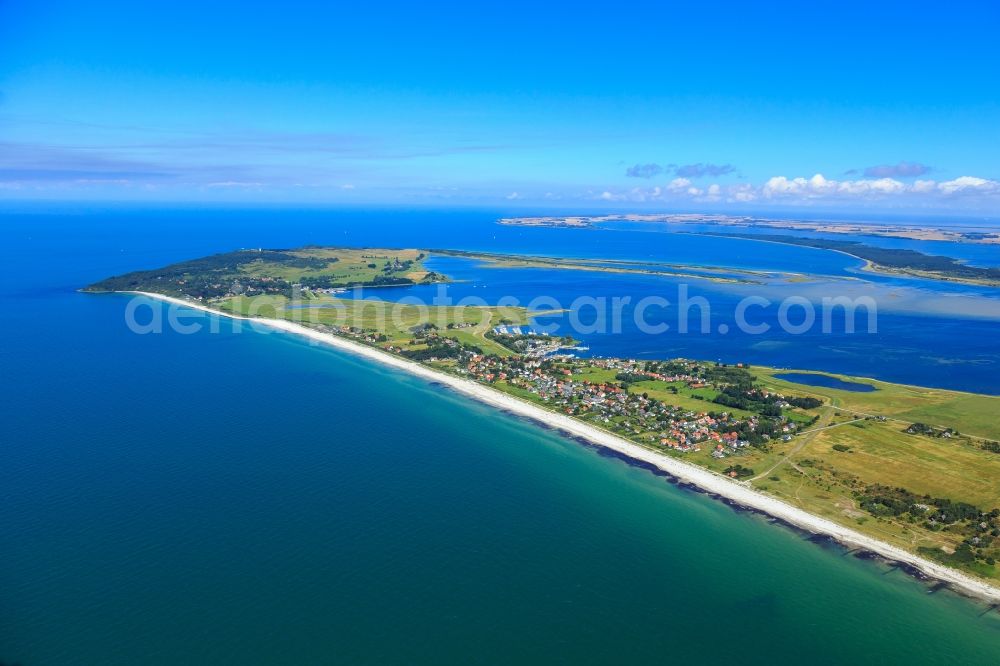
[86, 246, 447, 299]
[218, 293, 537, 357]
[694, 367, 1000, 574]
[628, 379, 756, 418]
[756, 368, 1000, 440]
[237, 247, 437, 285]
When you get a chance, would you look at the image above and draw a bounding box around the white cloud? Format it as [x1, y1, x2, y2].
[808, 173, 837, 193]
[667, 177, 692, 192]
[937, 176, 1000, 195]
[764, 173, 907, 199]
[505, 191, 521, 200]
[872, 178, 906, 194]
[762, 176, 807, 197]
[836, 177, 905, 195]
[728, 183, 757, 202]
[587, 172, 999, 207]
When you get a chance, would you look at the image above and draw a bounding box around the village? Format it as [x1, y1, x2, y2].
[454, 353, 801, 459]
[323, 322, 812, 472]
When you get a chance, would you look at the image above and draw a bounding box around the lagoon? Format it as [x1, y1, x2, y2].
[773, 372, 877, 392]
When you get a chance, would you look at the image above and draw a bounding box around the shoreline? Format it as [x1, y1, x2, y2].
[498, 215, 1000, 245]
[678, 231, 1000, 288]
[130, 290, 1000, 605]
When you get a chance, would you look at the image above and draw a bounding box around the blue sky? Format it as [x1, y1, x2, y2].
[1, 1, 999, 211]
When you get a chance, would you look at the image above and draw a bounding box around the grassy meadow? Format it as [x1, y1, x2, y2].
[217, 292, 536, 357]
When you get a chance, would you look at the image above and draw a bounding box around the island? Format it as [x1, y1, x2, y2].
[87, 247, 1000, 601]
[499, 213, 1000, 244]
[692, 232, 1000, 287]
[86, 246, 449, 298]
[429, 249, 780, 284]
[497, 216, 1000, 287]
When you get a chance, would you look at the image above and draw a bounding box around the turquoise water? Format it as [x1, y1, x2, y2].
[2, 295, 999, 664]
[774, 373, 877, 392]
[1, 206, 999, 663]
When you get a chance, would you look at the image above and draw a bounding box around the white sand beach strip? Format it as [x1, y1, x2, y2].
[133, 291, 1000, 604]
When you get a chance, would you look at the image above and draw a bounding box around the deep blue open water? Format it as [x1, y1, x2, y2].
[2, 205, 999, 664]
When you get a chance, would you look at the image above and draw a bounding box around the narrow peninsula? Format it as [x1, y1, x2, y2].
[498, 215, 1000, 287]
[88, 247, 1000, 602]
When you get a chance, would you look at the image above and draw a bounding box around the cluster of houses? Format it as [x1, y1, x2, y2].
[320, 325, 804, 460]
[454, 352, 785, 456]
[491, 325, 538, 336]
[221, 276, 288, 297]
[488, 329, 570, 358]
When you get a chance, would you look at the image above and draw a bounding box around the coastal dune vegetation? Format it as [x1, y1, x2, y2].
[85, 247, 447, 299]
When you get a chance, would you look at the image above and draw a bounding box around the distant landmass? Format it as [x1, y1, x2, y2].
[693, 232, 1000, 286]
[498, 213, 1000, 244]
[85, 247, 447, 299]
[497, 215, 1000, 286]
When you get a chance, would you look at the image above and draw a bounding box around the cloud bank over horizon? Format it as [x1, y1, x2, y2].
[2, 137, 998, 211]
[595, 173, 1000, 208]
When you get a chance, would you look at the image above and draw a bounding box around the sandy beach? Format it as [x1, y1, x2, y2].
[134, 291, 1000, 604]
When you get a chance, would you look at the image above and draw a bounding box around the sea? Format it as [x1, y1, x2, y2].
[1, 204, 999, 664]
